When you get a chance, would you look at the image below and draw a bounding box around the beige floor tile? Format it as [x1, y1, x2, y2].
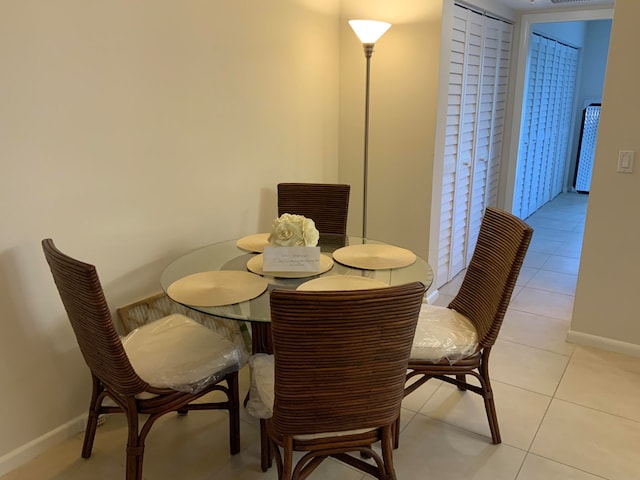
[555, 346, 640, 422]
[0, 433, 124, 480]
[528, 236, 564, 255]
[509, 287, 574, 321]
[393, 414, 526, 480]
[526, 217, 582, 233]
[515, 267, 537, 286]
[432, 292, 454, 307]
[540, 254, 581, 275]
[139, 410, 244, 479]
[531, 399, 640, 480]
[517, 453, 604, 480]
[500, 309, 575, 356]
[438, 271, 465, 296]
[526, 270, 577, 295]
[402, 377, 441, 413]
[418, 381, 550, 450]
[553, 240, 583, 259]
[522, 251, 551, 269]
[510, 285, 523, 301]
[490, 339, 570, 395]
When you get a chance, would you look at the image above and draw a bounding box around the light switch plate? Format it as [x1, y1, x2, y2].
[617, 150, 635, 173]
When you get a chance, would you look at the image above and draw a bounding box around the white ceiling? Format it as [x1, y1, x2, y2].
[495, 0, 614, 12]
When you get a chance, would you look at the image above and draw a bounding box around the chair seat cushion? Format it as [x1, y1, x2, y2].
[410, 304, 479, 364]
[246, 353, 275, 419]
[247, 354, 374, 440]
[122, 313, 241, 393]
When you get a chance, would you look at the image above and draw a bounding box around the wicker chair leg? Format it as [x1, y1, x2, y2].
[478, 349, 501, 444]
[81, 375, 103, 458]
[281, 437, 294, 480]
[124, 443, 143, 480]
[455, 374, 467, 390]
[260, 419, 271, 471]
[124, 407, 143, 480]
[484, 394, 501, 444]
[227, 372, 241, 454]
[393, 415, 400, 449]
[125, 443, 145, 480]
[380, 425, 398, 480]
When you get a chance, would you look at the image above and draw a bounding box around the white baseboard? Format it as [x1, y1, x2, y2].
[426, 289, 439, 304]
[567, 330, 640, 357]
[0, 414, 86, 476]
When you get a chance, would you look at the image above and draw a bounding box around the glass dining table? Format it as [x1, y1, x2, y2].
[160, 234, 433, 354]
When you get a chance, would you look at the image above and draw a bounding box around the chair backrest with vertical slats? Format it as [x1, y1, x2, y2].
[269, 281, 426, 436]
[449, 207, 533, 348]
[42, 239, 148, 396]
[277, 183, 350, 236]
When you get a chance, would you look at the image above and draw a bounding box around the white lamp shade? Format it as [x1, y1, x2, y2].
[348, 19, 391, 44]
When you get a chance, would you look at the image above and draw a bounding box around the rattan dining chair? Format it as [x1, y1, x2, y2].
[42, 239, 242, 480]
[400, 207, 533, 445]
[248, 282, 426, 479]
[277, 182, 350, 236]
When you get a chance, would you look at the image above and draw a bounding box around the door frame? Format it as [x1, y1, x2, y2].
[500, 7, 613, 213]
[428, 4, 613, 295]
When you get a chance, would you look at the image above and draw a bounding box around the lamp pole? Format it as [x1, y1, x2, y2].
[362, 42, 374, 240]
[349, 20, 391, 239]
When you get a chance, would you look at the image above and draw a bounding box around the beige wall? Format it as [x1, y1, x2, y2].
[0, 0, 340, 467]
[571, 0, 640, 349]
[339, 1, 443, 260]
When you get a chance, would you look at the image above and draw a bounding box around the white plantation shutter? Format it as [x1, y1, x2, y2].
[555, 46, 579, 194]
[514, 33, 578, 219]
[437, 4, 513, 287]
[466, 15, 513, 260]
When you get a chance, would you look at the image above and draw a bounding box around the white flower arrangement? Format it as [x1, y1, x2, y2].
[267, 213, 319, 247]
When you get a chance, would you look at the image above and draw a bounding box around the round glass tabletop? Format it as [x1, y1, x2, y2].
[160, 234, 433, 323]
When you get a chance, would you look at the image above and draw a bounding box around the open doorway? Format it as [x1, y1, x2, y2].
[506, 10, 613, 221]
[513, 19, 611, 220]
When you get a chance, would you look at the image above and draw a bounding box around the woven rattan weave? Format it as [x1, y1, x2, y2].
[261, 281, 426, 480]
[42, 239, 241, 480]
[277, 182, 350, 236]
[402, 206, 533, 445]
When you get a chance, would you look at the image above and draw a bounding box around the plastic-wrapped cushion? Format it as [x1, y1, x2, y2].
[246, 353, 275, 419]
[410, 303, 479, 364]
[122, 313, 241, 394]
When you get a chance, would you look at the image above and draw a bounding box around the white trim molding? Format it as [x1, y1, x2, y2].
[567, 330, 640, 358]
[0, 414, 86, 476]
[426, 289, 440, 305]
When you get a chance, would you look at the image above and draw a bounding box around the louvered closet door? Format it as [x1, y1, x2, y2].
[437, 4, 513, 286]
[448, 10, 481, 277]
[553, 46, 579, 195]
[466, 15, 513, 259]
[513, 35, 540, 219]
[514, 33, 578, 219]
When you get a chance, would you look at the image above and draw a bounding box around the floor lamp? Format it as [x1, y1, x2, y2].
[349, 19, 391, 239]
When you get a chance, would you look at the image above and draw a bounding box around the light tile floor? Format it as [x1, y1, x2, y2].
[3, 193, 640, 480]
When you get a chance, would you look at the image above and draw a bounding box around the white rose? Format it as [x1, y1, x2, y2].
[268, 213, 319, 247]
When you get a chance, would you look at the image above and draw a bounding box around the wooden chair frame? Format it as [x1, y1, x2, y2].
[401, 207, 533, 445]
[42, 239, 240, 480]
[261, 282, 426, 480]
